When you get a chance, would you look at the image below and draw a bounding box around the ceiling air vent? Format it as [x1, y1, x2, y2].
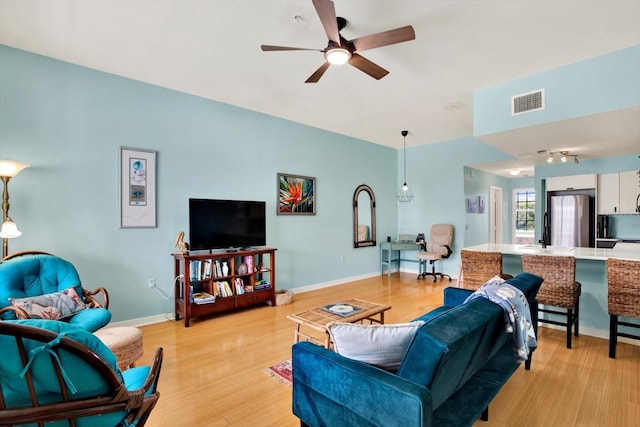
[512, 89, 544, 115]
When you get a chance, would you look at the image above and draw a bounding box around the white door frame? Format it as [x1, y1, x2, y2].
[490, 186, 503, 244]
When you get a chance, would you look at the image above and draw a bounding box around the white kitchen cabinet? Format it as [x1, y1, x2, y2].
[546, 174, 596, 192]
[619, 170, 640, 214]
[597, 173, 620, 214]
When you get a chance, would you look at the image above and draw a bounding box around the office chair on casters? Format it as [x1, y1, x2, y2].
[416, 224, 453, 282]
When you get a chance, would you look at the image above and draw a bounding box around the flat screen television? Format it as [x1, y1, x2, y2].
[189, 198, 266, 251]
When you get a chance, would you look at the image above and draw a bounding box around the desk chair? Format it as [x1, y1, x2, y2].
[416, 224, 453, 282]
[521, 254, 581, 349]
[606, 258, 640, 358]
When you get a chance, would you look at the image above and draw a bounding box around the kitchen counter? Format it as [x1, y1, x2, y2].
[462, 242, 640, 341]
[463, 242, 640, 261]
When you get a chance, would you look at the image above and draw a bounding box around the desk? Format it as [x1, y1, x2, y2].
[380, 241, 419, 276]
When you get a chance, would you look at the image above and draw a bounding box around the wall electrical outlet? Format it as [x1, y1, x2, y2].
[147, 278, 155, 288]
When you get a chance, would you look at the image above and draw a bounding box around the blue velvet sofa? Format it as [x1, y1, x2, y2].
[292, 272, 543, 427]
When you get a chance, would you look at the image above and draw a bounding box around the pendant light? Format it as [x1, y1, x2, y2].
[396, 130, 414, 202]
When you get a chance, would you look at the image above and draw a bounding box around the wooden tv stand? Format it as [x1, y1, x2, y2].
[172, 247, 276, 327]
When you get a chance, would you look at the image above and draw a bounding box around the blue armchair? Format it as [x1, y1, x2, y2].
[0, 251, 111, 332]
[0, 319, 163, 427]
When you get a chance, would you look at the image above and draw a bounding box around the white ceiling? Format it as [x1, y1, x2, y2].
[1, 0, 639, 177]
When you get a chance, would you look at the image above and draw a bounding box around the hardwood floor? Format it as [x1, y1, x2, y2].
[137, 273, 639, 426]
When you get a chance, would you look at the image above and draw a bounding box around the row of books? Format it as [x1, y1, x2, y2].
[189, 259, 229, 280]
[215, 280, 234, 297]
[185, 279, 271, 302]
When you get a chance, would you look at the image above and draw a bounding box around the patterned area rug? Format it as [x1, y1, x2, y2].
[264, 359, 292, 386]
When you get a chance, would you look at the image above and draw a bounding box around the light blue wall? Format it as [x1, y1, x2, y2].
[0, 45, 399, 322]
[463, 166, 514, 246]
[396, 137, 514, 275]
[474, 45, 640, 136]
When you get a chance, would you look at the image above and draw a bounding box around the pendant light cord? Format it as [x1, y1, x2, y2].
[403, 132, 407, 184]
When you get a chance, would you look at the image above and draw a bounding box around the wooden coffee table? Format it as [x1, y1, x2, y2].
[286, 299, 391, 348]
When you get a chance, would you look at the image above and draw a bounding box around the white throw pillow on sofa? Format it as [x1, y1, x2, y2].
[327, 321, 425, 371]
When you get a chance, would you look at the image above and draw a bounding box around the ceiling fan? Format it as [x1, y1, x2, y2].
[261, 0, 415, 83]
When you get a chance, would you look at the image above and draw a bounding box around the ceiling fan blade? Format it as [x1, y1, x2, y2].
[348, 53, 389, 80]
[261, 45, 322, 52]
[305, 62, 331, 83]
[312, 0, 340, 44]
[349, 25, 416, 52]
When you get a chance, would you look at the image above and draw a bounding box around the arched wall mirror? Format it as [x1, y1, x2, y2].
[353, 184, 376, 248]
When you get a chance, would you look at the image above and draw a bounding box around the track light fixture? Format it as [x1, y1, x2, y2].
[546, 150, 579, 164]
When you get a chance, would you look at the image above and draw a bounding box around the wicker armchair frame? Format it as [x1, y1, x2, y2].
[0, 322, 163, 426]
[521, 254, 580, 349]
[606, 258, 640, 358]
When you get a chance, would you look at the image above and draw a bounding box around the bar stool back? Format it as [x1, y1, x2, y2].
[606, 258, 640, 358]
[521, 254, 580, 349]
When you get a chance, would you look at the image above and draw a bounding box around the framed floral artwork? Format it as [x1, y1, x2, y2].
[277, 173, 316, 215]
[120, 147, 157, 228]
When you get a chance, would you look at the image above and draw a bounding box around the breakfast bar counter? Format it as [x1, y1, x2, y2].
[463, 242, 640, 262]
[463, 243, 640, 340]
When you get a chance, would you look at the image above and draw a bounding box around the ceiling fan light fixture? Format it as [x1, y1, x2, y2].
[547, 154, 554, 163]
[325, 47, 351, 65]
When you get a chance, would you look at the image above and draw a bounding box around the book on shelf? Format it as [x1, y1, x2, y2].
[254, 279, 271, 290]
[192, 292, 216, 304]
[235, 278, 245, 295]
[214, 259, 222, 277]
[215, 280, 234, 297]
[224, 280, 233, 296]
[203, 259, 212, 279]
[190, 261, 200, 280]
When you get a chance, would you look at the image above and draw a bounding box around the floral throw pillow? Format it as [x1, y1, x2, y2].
[10, 287, 87, 320]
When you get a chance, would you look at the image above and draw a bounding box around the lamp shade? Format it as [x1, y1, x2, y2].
[0, 160, 29, 178]
[0, 218, 22, 238]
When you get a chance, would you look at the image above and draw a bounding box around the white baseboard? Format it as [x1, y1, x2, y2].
[290, 271, 381, 294]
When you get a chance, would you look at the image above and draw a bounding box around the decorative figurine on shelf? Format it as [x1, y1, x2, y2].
[175, 231, 190, 254]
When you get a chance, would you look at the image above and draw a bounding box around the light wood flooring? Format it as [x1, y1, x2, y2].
[137, 273, 639, 426]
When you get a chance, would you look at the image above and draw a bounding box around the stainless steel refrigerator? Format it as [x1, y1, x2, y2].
[550, 194, 591, 247]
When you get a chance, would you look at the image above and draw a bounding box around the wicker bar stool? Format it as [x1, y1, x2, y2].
[606, 258, 640, 359]
[459, 250, 512, 291]
[521, 254, 580, 349]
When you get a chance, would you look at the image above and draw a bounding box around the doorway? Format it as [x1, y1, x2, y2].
[489, 186, 503, 244]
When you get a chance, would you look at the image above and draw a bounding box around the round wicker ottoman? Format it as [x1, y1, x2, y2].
[94, 327, 143, 371]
